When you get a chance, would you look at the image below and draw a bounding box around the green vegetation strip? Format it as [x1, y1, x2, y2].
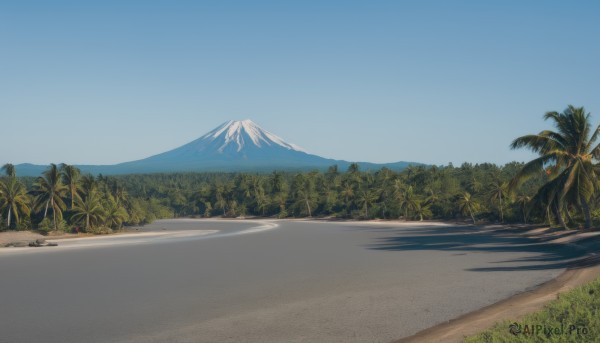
[463, 277, 600, 342]
[2, 105, 600, 234]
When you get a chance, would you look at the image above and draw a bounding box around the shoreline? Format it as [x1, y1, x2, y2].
[393, 228, 600, 343]
[0, 217, 456, 248]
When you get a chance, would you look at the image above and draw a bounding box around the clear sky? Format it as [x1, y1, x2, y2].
[1, 1, 599, 166]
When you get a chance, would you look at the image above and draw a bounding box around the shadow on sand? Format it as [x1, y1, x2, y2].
[362, 224, 600, 272]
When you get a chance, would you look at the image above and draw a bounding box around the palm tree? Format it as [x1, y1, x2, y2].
[457, 192, 478, 224]
[72, 192, 105, 231]
[515, 194, 531, 224]
[1, 163, 16, 178]
[326, 165, 339, 181]
[413, 201, 432, 221]
[214, 183, 227, 216]
[112, 185, 129, 207]
[510, 105, 599, 230]
[356, 190, 377, 218]
[424, 187, 440, 207]
[255, 188, 269, 216]
[376, 168, 394, 218]
[60, 164, 81, 208]
[487, 178, 509, 222]
[293, 173, 317, 217]
[340, 182, 355, 213]
[467, 176, 483, 194]
[34, 164, 68, 231]
[396, 184, 419, 220]
[270, 171, 287, 194]
[0, 178, 30, 229]
[274, 191, 288, 218]
[79, 174, 98, 198]
[404, 186, 420, 220]
[347, 163, 360, 174]
[104, 196, 128, 230]
[228, 199, 238, 217]
[319, 176, 338, 215]
[530, 178, 569, 229]
[202, 201, 213, 217]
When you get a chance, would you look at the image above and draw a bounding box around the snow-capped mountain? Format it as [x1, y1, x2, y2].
[113, 119, 336, 172]
[201, 119, 306, 153]
[14, 120, 422, 175]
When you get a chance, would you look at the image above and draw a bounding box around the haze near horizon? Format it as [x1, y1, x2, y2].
[1, 1, 599, 166]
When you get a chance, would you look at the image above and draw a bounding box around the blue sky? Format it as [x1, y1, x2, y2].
[1, 1, 599, 166]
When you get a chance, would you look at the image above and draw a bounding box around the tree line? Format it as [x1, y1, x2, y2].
[0, 163, 171, 233]
[0, 162, 554, 232]
[0, 105, 598, 232]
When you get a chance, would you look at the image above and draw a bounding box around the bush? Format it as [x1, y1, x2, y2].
[84, 226, 113, 235]
[277, 209, 288, 219]
[37, 218, 67, 233]
[464, 277, 600, 342]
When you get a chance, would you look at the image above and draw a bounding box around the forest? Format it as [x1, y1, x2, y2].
[1, 106, 598, 233]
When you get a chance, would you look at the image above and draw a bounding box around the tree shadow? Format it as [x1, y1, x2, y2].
[363, 224, 600, 272]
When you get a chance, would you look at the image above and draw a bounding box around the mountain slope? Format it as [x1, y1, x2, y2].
[14, 120, 423, 176]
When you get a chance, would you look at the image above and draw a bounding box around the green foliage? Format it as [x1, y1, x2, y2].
[33, 164, 68, 231]
[464, 277, 600, 342]
[93, 163, 542, 223]
[84, 226, 113, 235]
[37, 217, 67, 233]
[510, 105, 600, 230]
[14, 215, 32, 231]
[5, 106, 600, 234]
[0, 161, 561, 229]
[0, 177, 31, 229]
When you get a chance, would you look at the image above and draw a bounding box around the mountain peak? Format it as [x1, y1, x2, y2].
[202, 119, 306, 153]
[14, 118, 421, 175]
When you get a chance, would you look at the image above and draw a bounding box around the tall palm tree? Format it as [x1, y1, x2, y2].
[293, 173, 317, 217]
[457, 192, 479, 224]
[392, 179, 405, 218]
[60, 164, 81, 208]
[270, 171, 284, 193]
[0, 178, 30, 229]
[34, 164, 68, 231]
[71, 192, 105, 231]
[274, 191, 288, 218]
[515, 194, 531, 224]
[1, 163, 16, 178]
[487, 178, 509, 222]
[254, 185, 269, 216]
[340, 181, 355, 213]
[510, 105, 599, 230]
[529, 177, 569, 229]
[214, 183, 227, 216]
[376, 168, 394, 218]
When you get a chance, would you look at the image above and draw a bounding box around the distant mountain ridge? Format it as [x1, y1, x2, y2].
[14, 120, 423, 176]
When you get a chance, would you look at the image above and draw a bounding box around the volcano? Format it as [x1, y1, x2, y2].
[14, 120, 422, 176]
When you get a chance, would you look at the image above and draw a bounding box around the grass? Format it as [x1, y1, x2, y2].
[463, 277, 600, 342]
